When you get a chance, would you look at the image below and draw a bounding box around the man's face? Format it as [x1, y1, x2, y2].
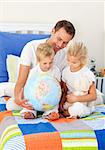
[50, 27, 73, 53]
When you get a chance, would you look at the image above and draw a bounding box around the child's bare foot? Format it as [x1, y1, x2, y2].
[24, 112, 37, 119]
[48, 112, 59, 120]
[59, 113, 65, 118]
[45, 112, 59, 120]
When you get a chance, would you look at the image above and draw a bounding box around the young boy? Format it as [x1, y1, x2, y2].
[6, 43, 61, 120]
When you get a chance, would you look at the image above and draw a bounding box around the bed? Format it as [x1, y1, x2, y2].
[0, 23, 105, 150]
[0, 97, 105, 150]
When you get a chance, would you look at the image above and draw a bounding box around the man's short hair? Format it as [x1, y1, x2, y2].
[54, 20, 75, 39]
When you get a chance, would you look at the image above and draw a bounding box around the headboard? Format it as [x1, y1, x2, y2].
[0, 23, 53, 82]
[0, 22, 53, 33]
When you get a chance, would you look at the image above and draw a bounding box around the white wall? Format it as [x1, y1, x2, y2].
[0, 1, 104, 69]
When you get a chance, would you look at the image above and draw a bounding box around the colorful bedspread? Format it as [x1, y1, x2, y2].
[0, 97, 105, 150]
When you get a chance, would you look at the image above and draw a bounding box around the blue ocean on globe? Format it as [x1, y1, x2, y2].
[24, 74, 61, 111]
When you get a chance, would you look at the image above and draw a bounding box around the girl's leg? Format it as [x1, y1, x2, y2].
[68, 102, 92, 118]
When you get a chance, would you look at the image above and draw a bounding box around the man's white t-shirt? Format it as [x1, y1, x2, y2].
[20, 39, 46, 68]
[20, 39, 68, 71]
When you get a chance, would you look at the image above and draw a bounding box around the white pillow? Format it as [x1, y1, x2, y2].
[6, 55, 20, 82]
[0, 82, 15, 97]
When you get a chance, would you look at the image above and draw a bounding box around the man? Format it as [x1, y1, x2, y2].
[14, 20, 75, 109]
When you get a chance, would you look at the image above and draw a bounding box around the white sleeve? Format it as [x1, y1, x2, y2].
[20, 42, 36, 66]
[89, 71, 96, 83]
[54, 48, 67, 71]
[86, 70, 96, 84]
[61, 68, 67, 82]
[53, 66, 61, 82]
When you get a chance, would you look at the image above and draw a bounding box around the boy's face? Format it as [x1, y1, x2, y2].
[67, 55, 81, 72]
[50, 27, 73, 53]
[39, 55, 54, 72]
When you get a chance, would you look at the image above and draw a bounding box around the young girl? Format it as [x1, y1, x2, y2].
[6, 43, 61, 120]
[59, 42, 97, 118]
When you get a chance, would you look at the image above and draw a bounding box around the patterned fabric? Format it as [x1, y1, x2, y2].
[0, 97, 105, 150]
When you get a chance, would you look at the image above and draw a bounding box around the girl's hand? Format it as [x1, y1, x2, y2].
[66, 93, 78, 103]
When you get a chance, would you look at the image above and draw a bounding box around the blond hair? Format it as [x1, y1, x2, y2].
[36, 43, 55, 62]
[67, 42, 88, 66]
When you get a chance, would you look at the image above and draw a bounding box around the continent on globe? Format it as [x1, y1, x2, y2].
[24, 74, 61, 111]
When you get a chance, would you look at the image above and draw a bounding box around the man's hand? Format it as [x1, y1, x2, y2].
[15, 89, 33, 110]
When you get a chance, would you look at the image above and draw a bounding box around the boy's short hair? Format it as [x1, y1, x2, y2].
[36, 43, 55, 61]
[67, 42, 88, 66]
[54, 20, 75, 39]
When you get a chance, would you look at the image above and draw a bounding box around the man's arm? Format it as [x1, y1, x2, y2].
[14, 64, 33, 109]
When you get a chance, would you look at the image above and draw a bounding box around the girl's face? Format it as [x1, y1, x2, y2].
[67, 55, 82, 72]
[39, 55, 54, 72]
